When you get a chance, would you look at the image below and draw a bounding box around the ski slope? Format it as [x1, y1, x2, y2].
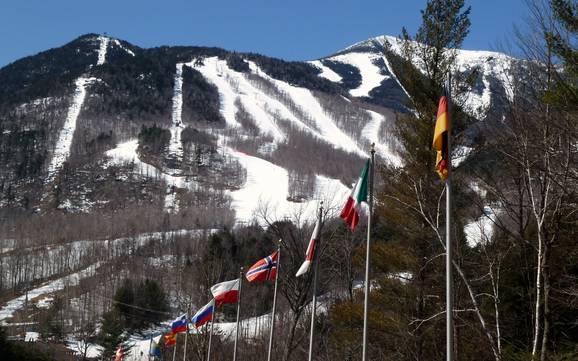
[224, 147, 350, 224]
[46, 36, 109, 184]
[45, 77, 95, 183]
[169, 63, 185, 163]
[328, 52, 388, 97]
[308, 60, 343, 83]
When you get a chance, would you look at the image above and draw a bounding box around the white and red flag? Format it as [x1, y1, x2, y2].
[246, 250, 278, 283]
[210, 279, 240, 306]
[340, 159, 370, 231]
[295, 220, 321, 277]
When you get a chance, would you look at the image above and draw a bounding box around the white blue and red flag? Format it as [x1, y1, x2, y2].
[210, 279, 240, 306]
[246, 250, 278, 283]
[191, 299, 215, 328]
[171, 313, 188, 334]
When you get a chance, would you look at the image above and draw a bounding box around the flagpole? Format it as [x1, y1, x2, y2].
[172, 336, 177, 361]
[207, 310, 214, 361]
[267, 240, 282, 361]
[232, 267, 244, 361]
[446, 73, 454, 361]
[183, 313, 189, 361]
[149, 333, 153, 361]
[361, 144, 375, 361]
[307, 203, 324, 361]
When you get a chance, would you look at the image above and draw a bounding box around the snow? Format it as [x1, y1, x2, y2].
[169, 63, 185, 163]
[361, 110, 402, 166]
[224, 147, 350, 224]
[96, 36, 109, 66]
[188, 58, 284, 140]
[249, 61, 367, 157]
[66, 339, 104, 359]
[45, 77, 95, 184]
[187, 57, 240, 128]
[308, 60, 343, 82]
[464, 206, 496, 247]
[0, 262, 101, 324]
[328, 52, 388, 97]
[25, 332, 40, 342]
[112, 39, 136, 57]
[452, 146, 474, 167]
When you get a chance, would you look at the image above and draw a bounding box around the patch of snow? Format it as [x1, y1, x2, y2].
[328, 52, 388, 97]
[35, 296, 54, 309]
[96, 36, 109, 66]
[188, 58, 284, 140]
[464, 206, 496, 247]
[223, 146, 350, 224]
[308, 60, 343, 82]
[452, 146, 474, 167]
[0, 262, 101, 324]
[169, 63, 185, 163]
[249, 61, 367, 157]
[112, 39, 136, 57]
[46, 77, 96, 184]
[25, 332, 40, 342]
[361, 110, 402, 166]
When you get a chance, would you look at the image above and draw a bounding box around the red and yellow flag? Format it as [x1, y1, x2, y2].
[433, 96, 450, 180]
[164, 332, 177, 346]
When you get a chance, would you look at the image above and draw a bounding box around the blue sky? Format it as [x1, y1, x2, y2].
[0, 0, 526, 67]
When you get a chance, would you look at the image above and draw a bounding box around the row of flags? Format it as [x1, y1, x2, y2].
[132, 95, 449, 360]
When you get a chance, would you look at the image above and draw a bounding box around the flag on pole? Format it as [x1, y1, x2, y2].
[211, 279, 240, 305]
[163, 332, 177, 346]
[191, 299, 215, 328]
[296, 221, 320, 277]
[149, 339, 161, 358]
[433, 95, 450, 180]
[170, 313, 188, 334]
[340, 159, 370, 231]
[114, 344, 123, 361]
[246, 250, 278, 282]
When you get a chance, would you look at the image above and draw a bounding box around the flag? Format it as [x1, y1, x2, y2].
[246, 250, 278, 282]
[164, 332, 177, 346]
[340, 159, 369, 231]
[191, 299, 215, 328]
[114, 344, 123, 361]
[149, 340, 161, 358]
[210, 279, 240, 305]
[296, 221, 320, 277]
[433, 95, 449, 180]
[170, 313, 188, 334]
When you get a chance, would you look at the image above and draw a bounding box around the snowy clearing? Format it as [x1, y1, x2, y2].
[0, 262, 101, 324]
[169, 63, 185, 163]
[224, 147, 350, 225]
[45, 77, 96, 183]
[96, 36, 109, 66]
[328, 52, 388, 97]
[361, 110, 402, 166]
[308, 60, 343, 83]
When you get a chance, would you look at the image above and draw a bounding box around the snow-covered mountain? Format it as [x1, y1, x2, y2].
[0, 34, 520, 227]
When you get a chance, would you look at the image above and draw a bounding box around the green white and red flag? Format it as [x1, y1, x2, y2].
[340, 159, 370, 231]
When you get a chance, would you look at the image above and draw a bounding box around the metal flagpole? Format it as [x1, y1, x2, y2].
[148, 333, 153, 361]
[207, 311, 214, 361]
[232, 268, 244, 361]
[267, 240, 282, 361]
[307, 203, 324, 361]
[361, 144, 375, 361]
[172, 336, 177, 361]
[446, 73, 454, 361]
[183, 312, 189, 361]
